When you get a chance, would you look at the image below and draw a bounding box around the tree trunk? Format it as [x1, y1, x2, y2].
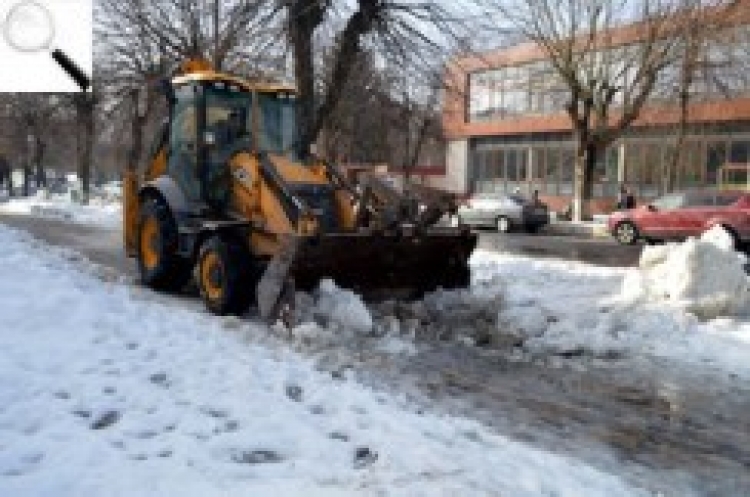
[22, 164, 31, 196]
[34, 137, 46, 188]
[288, 6, 319, 158]
[667, 89, 690, 193]
[213, 0, 221, 70]
[7, 167, 13, 197]
[76, 95, 95, 204]
[572, 140, 597, 222]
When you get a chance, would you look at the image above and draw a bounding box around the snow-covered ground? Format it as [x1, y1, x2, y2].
[470, 227, 750, 379]
[0, 192, 121, 228]
[0, 225, 643, 496]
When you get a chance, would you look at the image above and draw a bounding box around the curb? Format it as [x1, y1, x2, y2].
[541, 222, 610, 239]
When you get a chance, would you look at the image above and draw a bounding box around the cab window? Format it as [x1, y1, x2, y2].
[168, 84, 200, 201]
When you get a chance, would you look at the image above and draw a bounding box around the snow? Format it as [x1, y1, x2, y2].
[0, 225, 641, 497]
[469, 232, 750, 378]
[621, 226, 748, 318]
[0, 191, 121, 228]
[312, 279, 374, 334]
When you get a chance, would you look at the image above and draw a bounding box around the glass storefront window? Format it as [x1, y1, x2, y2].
[681, 141, 703, 188]
[560, 148, 574, 196]
[545, 148, 560, 195]
[730, 140, 749, 164]
[625, 143, 642, 196]
[506, 149, 518, 181]
[641, 143, 661, 197]
[706, 141, 727, 186]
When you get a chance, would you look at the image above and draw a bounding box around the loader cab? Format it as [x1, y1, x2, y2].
[164, 77, 299, 211]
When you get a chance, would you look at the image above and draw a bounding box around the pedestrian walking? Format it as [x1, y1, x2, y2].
[625, 188, 636, 209]
[616, 183, 627, 210]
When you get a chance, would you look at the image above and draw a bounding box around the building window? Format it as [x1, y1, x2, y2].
[706, 141, 727, 186]
[559, 148, 574, 196]
[625, 143, 642, 196]
[545, 148, 560, 195]
[642, 143, 662, 197]
[531, 147, 545, 195]
[680, 140, 704, 188]
[730, 140, 749, 164]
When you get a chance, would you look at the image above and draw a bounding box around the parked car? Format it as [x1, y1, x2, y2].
[607, 190, 750, 245]
[457, 193, 549, 233]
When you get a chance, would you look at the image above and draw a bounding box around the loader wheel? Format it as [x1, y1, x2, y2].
[198, 236, 254, 316]
[138, 199, 191, 291]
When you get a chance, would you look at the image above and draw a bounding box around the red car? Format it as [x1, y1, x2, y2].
[608, 190, 750, 245]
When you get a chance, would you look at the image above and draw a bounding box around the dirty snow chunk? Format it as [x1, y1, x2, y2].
[623, 229, 749, 319]
[700, 224, 737, 252]
[314, 279, 373, 333]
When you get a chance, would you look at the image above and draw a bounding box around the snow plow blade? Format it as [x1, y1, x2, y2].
[256, 227, 476, 321]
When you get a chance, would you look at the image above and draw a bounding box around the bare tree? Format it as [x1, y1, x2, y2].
[662, 0, 744, 191]
[280, 0, 477, 156]
[1, 95, 64, 195]
[485, 0, 691, 220]
[95, 0, 278, 174]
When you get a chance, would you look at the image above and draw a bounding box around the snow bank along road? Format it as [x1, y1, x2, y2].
[2, 210, 750, 495]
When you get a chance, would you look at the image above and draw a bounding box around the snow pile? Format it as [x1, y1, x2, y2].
[470, 249, 750, 377]
[622, 226, 749, 319]
[0, 191, 121, 228]
[0, 225, 643, 496]
[312, 279, 374, 334]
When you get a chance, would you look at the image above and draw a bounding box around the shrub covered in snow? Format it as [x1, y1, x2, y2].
[622, 226, 749, 319]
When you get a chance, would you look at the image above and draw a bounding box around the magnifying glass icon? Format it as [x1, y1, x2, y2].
[3, 0, 91, 91]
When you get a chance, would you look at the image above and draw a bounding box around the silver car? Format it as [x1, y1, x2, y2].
[457, 193, 549, 233]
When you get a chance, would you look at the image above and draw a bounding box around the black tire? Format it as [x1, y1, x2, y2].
[137, 198, 192, 291]
[614, 220, 639, 245]
[496, 216, 512, 233]
[197, 235, 254, 316]
[525, 224, 539, 234]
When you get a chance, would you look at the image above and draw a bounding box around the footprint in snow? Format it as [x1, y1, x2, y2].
[90, 410, 120, 430]
[0, 451, 44, 476]
[353, 447, 377, 469]
[230, 449, 283, 465]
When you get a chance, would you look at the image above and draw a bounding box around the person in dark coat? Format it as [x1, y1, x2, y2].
[616, 183, 627, 210]
[625, 188, 636, 209]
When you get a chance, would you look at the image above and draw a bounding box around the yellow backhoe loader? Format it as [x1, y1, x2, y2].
[124, 60, 476, 321]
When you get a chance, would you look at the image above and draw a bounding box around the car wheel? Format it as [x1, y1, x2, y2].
[525, 224, 539, 234]
[496, 216, 511, 233]
[614, 221, 638, 245]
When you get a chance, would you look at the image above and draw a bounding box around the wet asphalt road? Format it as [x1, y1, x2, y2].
[3, 213, 750, 495]
[0, 212, 642, 272]
[477, 228, 643, 267]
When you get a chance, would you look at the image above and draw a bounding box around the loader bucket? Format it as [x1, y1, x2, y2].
[256, 226, 476, 321]
[292, 228, 476, 297]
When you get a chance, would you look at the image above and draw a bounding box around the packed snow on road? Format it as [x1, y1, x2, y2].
[0, 192, 121, 228]
[0, 225, 643, 496]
